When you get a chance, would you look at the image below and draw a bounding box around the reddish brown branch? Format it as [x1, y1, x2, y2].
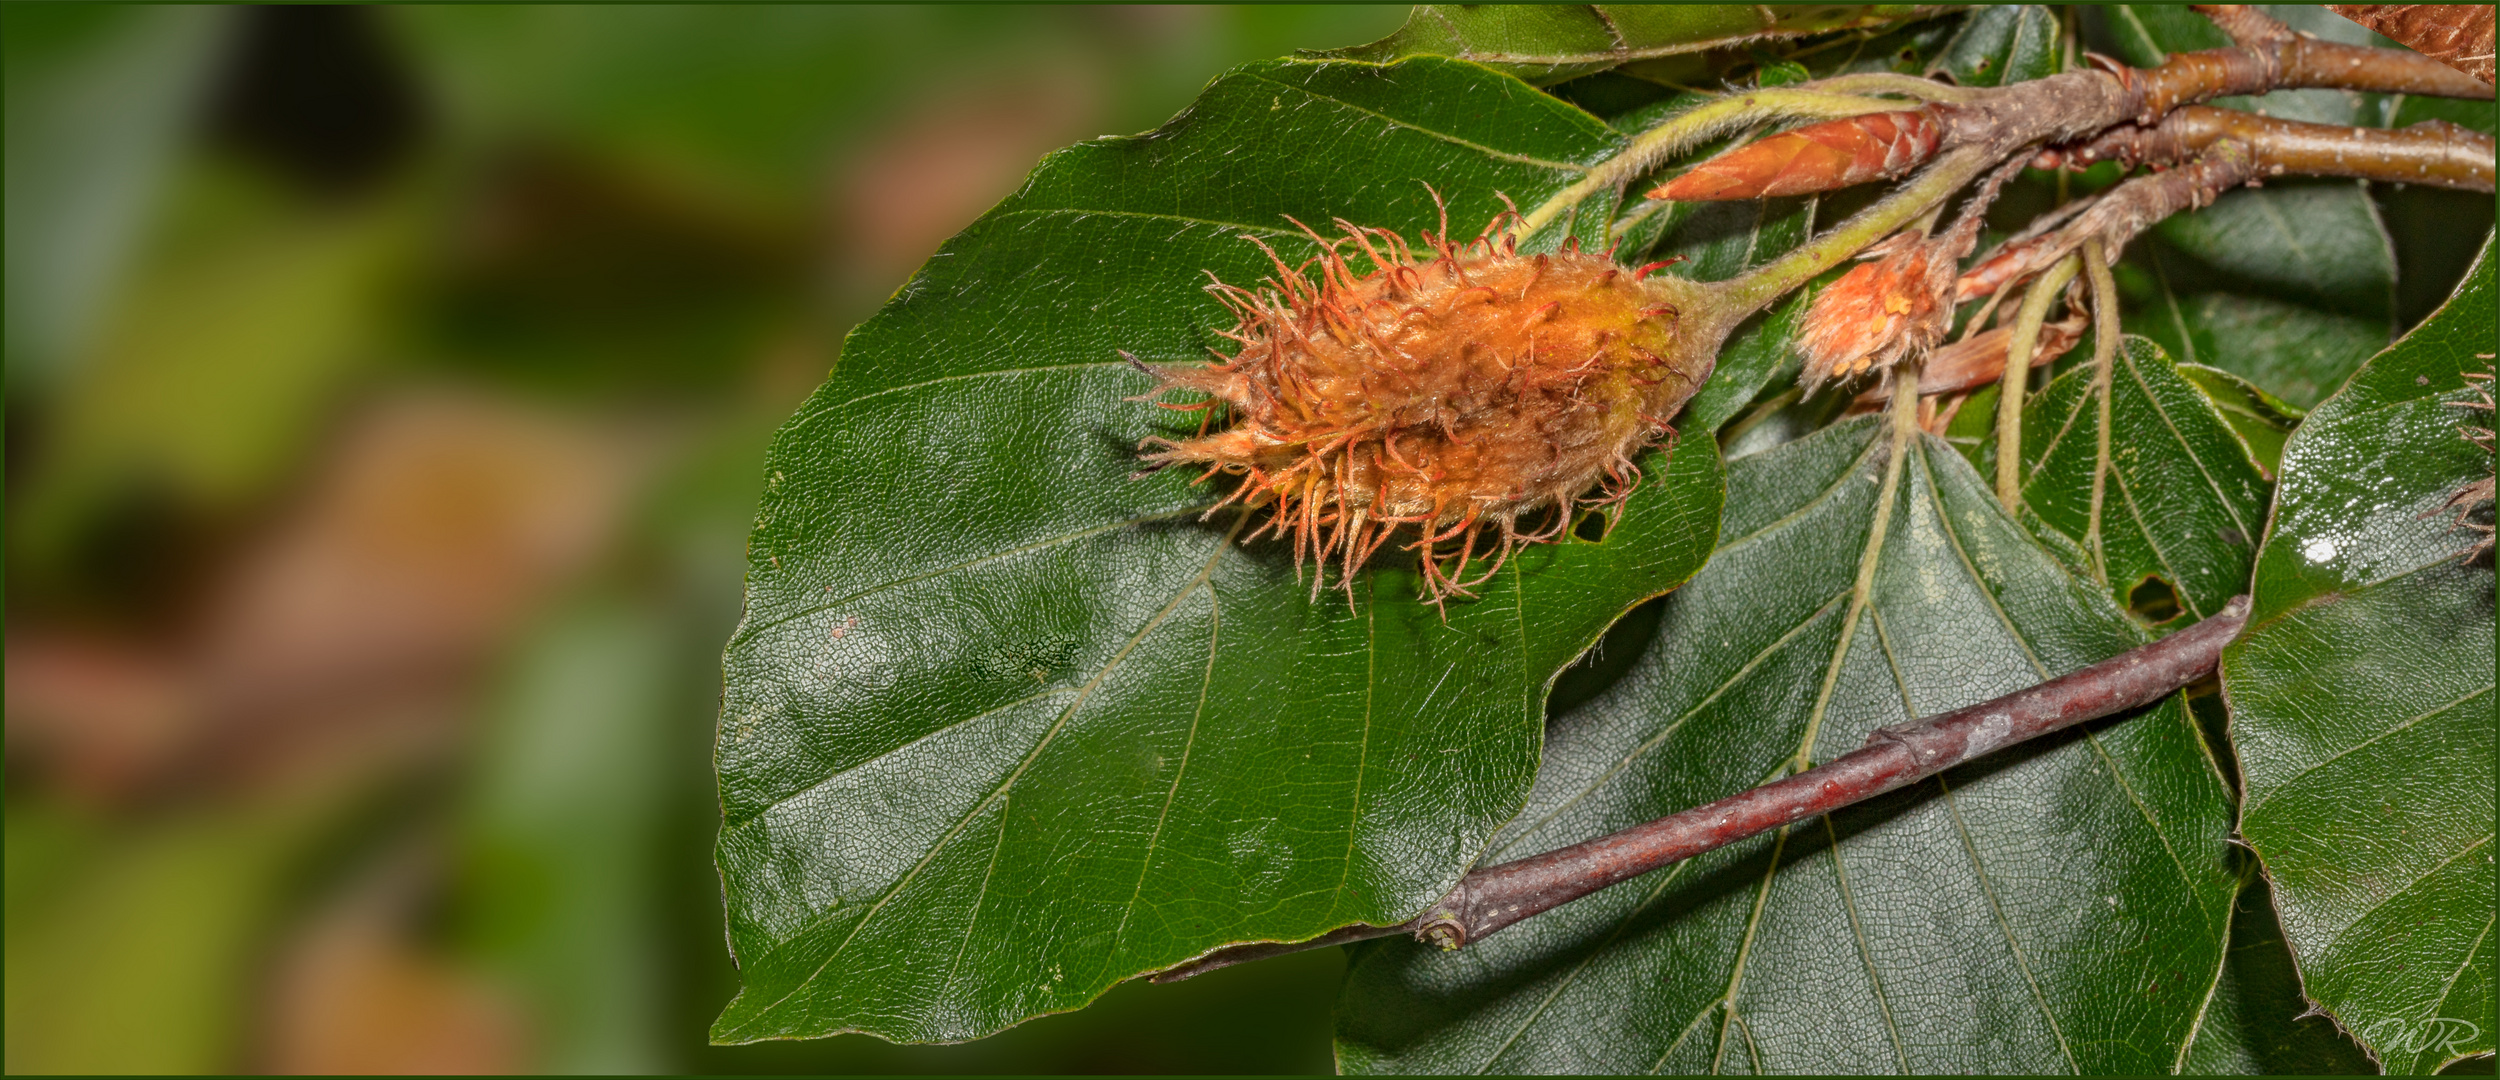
[1959, 142, 2256, 302]
[1654, 6, 2488, 206]
[2184, 4, 2487, 101]
[1961, 107, 2495, 301]
[1154, 596, 2252, 982]
[2052, 105, 2496, 189]
[1939, 8, 2490, 158]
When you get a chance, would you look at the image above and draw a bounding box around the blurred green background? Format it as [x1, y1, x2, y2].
[3, 6, 1407, 1072]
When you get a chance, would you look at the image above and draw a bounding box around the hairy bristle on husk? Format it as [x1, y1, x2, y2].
[1130, 210, 1704, 607]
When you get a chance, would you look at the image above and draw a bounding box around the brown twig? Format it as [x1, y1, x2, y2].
[1960, 103, 2498, 303]
[1962, 107, 2494, 301]
[2327, 4, 2496, 85]
[2190, 4, 2487, 100]
[1930, 5, 2489, 158]
[1958, 140, 2260, 303]
[1849, 308, 2087, 408]
[1153, 595, 2252, 981]
[2049, 105, 2496, 189]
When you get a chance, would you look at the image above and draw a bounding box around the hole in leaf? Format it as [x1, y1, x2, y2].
[2126, 575, 2183, 626]
[1573, 509, 1612, 544]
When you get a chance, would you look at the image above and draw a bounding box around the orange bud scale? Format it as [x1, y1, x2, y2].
[1652, 108, 1945, 202]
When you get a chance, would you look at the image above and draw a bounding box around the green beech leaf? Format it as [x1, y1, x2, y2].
[1336, 416, 2237, 1074]
[2180, 873, 2379, 1075]
[711, 57, 1726, 1045]
[1931, 3, 2065, 87]
[2219, 237, 2495, 1075]
[1978, 336, 2273, 630]
[1323, 5, 1941, 87]
[2176, 363, 2305, 480]
[2094, 5, 2399, 409]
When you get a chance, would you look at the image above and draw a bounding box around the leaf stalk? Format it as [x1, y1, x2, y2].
[1995, 254, 2083, 511]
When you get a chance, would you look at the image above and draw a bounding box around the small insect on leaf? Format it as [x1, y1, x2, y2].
[1650, 108, 1944, 203]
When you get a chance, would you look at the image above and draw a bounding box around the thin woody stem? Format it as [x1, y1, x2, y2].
[1958, 140, 2261, 304]
[1155, 595, 2254, 981]
[1510, 88, 1908, 242]
[2050, 105, 2495, 191]
[1713, 145, 1997, 322]
[2200, 3, 2488, 97]
[1995, 255, 2083, 511]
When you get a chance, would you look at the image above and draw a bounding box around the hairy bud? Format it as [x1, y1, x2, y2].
[1651, 108, 1944, 202]
[1795, 230, 1958, 395]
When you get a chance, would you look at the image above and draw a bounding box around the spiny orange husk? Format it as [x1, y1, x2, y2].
[1132, 217, 1706, 606]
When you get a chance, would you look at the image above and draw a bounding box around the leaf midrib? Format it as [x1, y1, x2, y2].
[1241, 69, 1607, 175]
[737, 515, 1244, 1031]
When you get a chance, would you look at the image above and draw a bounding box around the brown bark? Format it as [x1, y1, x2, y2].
[2047, 105, 2496, 190]
[1933, 6, 2490, 164]
[2199, 4, 2491, 97]
[1961, 108, 2496, 302]
[1959, 141, 2261, 303]
[2329, 4, 2496, 85]
[1154, 596, 2252, 981]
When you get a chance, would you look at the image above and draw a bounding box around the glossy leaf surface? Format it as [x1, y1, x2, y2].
[2221, 238, 2495, 1075]
[1336, 417, 2237, 1074]
[1982, 336, 2273, 630]
[1931, 4, 2065, 87]
[712, 58, 1726, 1045]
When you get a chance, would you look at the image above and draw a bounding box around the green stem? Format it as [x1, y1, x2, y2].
[2080, 239, 2120, 588]
[1797, 361, 1921, 774]
[1993, 254, 2083, 511]
[1511, 87, 1906, 242]
[1714, 146, 1996, 324]
[1810, 72, 1980, 103]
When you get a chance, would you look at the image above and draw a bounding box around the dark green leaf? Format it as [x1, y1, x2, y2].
[2176, 363, 2305, 480]
[2220, 237, 2495, 1075]
[1323, 5, 1942, 87]
[1979, 336, 2273, 628]
[1335, 417, 2237, 1074]
[1930, 4, 2065, 87]
[2122, 266, 2394, 410]
[1682, 288, 1809, 434]
[712, 58, 1725, 1045]
[2180, 872, 2380, 1076]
